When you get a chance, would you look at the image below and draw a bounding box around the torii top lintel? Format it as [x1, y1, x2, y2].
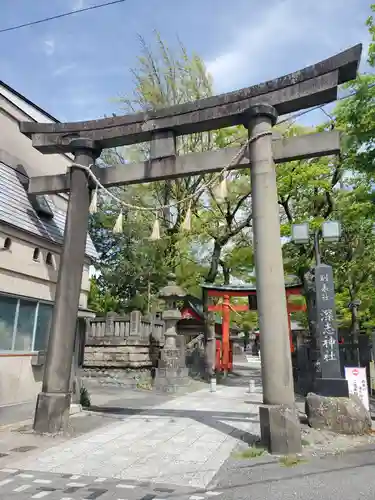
[201, 281, 303, 298]
[20, 44, 361, 153]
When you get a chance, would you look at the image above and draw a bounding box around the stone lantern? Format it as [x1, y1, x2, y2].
[154, 273, 189, 392]
[160, 273, 186, 347]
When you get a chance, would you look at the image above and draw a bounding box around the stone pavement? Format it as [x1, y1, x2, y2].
[3, 359, 263, 498]
[0, 467, 221, 499]
[3, 356, 375, 499]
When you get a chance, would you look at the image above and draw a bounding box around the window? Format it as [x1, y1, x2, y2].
[0, 295, 53, 352]
[30, 195, 54, 219]
[3, 237, 11, 250]
[16, 166, 54, 220]
[0, 296, 18, 350]
[34, 303, 53, 352]
[33, 248, 40, 261]
[13, 300, 36, 351]
[46, 252, 54, 266]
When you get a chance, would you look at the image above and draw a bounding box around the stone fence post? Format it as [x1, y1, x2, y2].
[130, 310, 142, 336]
[105, 311, 117, 336]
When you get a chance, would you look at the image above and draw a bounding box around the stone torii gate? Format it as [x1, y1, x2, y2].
[20, 44, 361, 454]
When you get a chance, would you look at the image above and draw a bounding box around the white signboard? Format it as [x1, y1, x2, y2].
[370, 361, 375, 392]
[344, 366, 370, 411]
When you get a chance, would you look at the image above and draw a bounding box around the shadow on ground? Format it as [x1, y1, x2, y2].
[86, 405, 261, 445]
[217, 367, 262, 388]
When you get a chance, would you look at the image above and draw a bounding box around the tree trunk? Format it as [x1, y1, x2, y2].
[348, 284, 360, 343]
[206, 240, 222, 283]
[350, 304, 360, 343]
[220, 261, 231, 285]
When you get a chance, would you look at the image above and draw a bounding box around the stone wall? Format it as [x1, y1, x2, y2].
[84, 311, 204, 373]
[84, 336, 162, 369]
[80, 367, 152, 388]
[84, 311, 165, 370]
[185, 333, 205, 377]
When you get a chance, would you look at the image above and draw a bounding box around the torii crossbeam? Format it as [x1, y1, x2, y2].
[20, 44, 362, 454]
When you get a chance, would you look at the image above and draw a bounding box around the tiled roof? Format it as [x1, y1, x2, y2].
[0, 162, 98, 259]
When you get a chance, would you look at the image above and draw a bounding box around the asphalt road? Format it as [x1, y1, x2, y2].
[212, 445, 375, 500]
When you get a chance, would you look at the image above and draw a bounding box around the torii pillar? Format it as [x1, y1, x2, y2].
[245, 104, 301, 454]
[33, 138, 101, 434]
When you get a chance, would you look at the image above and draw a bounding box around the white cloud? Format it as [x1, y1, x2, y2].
[205, 0, 370, 93]
[72, 0, 85, 11]
[43, 38, 55, 56]
[52, 63, 76, 77]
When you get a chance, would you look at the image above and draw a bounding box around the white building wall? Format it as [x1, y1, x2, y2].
[0, 84, 94, 407]
[0, 225, 90, 306]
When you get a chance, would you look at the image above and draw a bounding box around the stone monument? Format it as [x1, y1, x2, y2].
[153, 274, 190, 392]
[313, 264, 349, 397]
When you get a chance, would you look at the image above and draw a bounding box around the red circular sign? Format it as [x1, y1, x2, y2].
[352, 369, 359, 376]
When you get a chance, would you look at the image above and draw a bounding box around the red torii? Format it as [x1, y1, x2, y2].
[202, 282, 306, 373]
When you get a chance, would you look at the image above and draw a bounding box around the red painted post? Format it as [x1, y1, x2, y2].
[215, 339, 221, 371]
[229, 341, 233, 371]
[287, 311, 294, 353]
[222, 294, 231, 373]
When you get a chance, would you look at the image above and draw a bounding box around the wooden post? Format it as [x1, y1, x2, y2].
[33, 138, 101, 434]
[203, 288, 216, 381]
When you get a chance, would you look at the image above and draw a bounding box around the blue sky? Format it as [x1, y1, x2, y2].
[0, 0, 372, 126]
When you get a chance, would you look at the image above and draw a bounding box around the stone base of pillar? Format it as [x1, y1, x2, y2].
[259, 404, 302, 455]
[69, 403, 82, 415]
[33, 392, 71, 434]
[153, 367, 190, 393]
[153, 345, 190, 393]
[314, 377, 349, 397]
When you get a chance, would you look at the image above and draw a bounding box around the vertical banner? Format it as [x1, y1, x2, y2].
[345, 366, 369, 411]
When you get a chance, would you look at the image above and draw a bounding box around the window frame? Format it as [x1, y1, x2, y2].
[33, 248, 40, 261]
[3, 237, 12, 251]
[45, 252, 54, 267]
[0, 292, 53, 355]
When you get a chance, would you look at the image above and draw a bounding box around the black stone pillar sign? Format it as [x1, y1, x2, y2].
[314, 264, 348, 397]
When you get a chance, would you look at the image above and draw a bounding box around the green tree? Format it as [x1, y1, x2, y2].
[279, 70, 375, 332]
[88, 278, 121, 314]
[278, 123, 342, 279]
[88, 193, 170, 313]
[90, 32, 253, 314]
[119, 33, 250, 285]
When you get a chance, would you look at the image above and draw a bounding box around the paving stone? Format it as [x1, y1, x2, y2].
[1, 358, 262, 496]
[0, 468, 223, 499]
[8, 383, 262, 489]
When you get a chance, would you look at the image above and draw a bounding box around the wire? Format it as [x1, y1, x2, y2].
[0, 0, 128, 34]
